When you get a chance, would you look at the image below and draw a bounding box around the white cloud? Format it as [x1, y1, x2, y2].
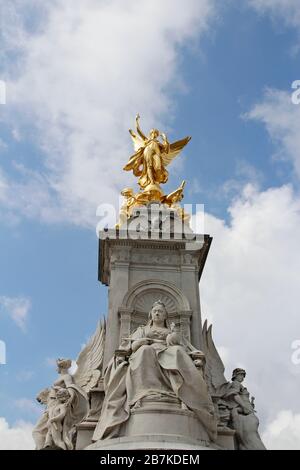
[233, 23, 300, 436]
[246, 88, 300, 180]
[202, 183, 300, 430]
[0, 295, 31, 331]
[220, 160, 264, 201]
[262, 410, 300, 449]
[11, 128, 22, 142]
[248, 0, 300, 28]
[0, 0, 216, 227]
[0, 417, 34, 450]
[0, 138, 8, 151]
[14, 398, 40, 415]
[248, 0, 300, 177]
[0, 166, 66, 225]
[0, 168, 7, 200]
[215, 345, 231, 365]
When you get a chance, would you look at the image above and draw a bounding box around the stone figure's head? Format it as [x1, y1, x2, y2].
[56, 358, 72, 373]
[56, 388, 71, 404]
[148, 300, 168, 325]
[190, 351, 206, 370]
[149, 128, 160, 140]
[232, 368, 246, 383]
[36, 388, 50, 405]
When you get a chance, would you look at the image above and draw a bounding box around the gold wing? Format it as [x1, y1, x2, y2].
[162, 180, 185, 204]
[123, 148, 144, 176]
[73, 319, 106, 393]
[161, 136, 191, 166]
[129, 129, 146, 152]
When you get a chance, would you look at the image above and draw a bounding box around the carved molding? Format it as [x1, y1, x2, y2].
[131, 252, 180, 266]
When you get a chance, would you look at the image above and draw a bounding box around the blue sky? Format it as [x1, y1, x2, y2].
[1, 0, 300, 449]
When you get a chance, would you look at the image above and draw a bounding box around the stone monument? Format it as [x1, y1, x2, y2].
[32, 115, 266, 450]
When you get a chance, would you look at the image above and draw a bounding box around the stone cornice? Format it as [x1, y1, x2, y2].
[98, 234, 212, 286]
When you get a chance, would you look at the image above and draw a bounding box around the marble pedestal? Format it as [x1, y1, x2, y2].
[123, 400, 211, 444]
[85, 435, 214, 451]
[84, 399, 235, 450]
[85, 399, 214, 450]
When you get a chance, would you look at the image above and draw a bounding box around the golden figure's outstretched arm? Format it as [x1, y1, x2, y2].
[128, 114, 147, 151]
[135, 113, 147, 141]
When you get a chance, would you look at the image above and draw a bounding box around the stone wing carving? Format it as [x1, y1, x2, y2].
[202, 320, 227, 393]
[73, 319, 106, 393]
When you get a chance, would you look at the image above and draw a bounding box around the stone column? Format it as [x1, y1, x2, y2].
[103, 244, 131, 368]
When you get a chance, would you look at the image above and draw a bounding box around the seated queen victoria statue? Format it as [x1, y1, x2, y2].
[93, 301, 217, 443]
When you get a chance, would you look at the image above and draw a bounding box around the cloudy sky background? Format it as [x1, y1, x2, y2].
[0, 0, 300, 449]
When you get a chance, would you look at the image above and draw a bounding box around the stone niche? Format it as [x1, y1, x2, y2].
[118, 279, 193, 345]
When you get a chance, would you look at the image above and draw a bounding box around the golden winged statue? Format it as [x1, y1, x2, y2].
[116, 115, 191, 228]
[124, 114, 191, 196]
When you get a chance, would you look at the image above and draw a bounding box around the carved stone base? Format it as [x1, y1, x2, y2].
[84, 400, 217, 450]
[76, 421, 96, 450]
[215, 427, 236, 450]
[77, 402, 236, 450]
[87, 386, 104, 421]
[85, 434, 215, 450]
[122, 400, 211, 445]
